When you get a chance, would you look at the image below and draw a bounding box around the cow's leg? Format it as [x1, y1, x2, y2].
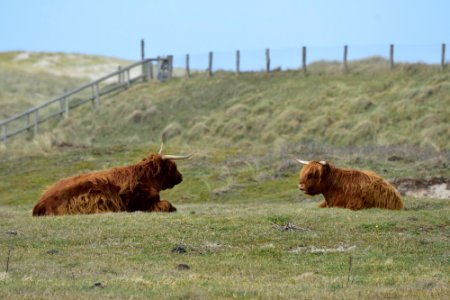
[318, 200, 328, 208]
[147, 200, 177, 212]
[346, 203, 363, 210]
[344, 196, 366, 210]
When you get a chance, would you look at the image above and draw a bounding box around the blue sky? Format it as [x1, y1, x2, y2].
[1, 0, 449, 65]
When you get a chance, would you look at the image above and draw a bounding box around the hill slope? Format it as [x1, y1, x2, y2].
[4, 60, 449, 150]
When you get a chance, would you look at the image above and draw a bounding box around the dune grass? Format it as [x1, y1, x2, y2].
[0, 51, 131, 119]
[3, 58, 449, 153]
[0, 55, 449, 299]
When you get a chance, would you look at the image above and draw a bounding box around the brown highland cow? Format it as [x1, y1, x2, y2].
[296, 159, 403, 210]
[32, 146, 191, 216]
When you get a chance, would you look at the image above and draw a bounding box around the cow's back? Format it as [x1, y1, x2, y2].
[363, 175, 403, 209]
[326, 167, 403, 210]
[32, 173, 106, 216]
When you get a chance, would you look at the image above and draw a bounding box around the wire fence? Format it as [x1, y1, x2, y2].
[170, 44, 448, 75]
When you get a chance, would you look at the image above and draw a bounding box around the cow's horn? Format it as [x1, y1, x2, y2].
[158, 143, 164, 155]
[318, 160, 328, 165]
[162, 154, 192, 160]
[295, 159, 310, 165]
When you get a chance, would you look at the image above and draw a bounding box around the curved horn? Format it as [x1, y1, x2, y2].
[162, 154, 192, 160]
[158, 143, 164, 155]
[295, 158, 310, 165]
[318, 160, 328, 165]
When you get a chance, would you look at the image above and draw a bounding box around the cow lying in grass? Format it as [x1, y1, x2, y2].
[296, 159, 403, 210]
[32, 146, 191, 216]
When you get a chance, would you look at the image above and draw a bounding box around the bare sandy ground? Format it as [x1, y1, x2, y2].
[393, 177, 450, 199]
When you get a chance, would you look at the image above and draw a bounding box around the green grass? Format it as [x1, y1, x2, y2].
[1, 199, 448, 299]
[0, 144, 448, 299]
[0, 54, 449, 299]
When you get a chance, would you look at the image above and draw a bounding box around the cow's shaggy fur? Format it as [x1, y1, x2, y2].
[32, 154, 183, 216]
[298, 161, 403, 210]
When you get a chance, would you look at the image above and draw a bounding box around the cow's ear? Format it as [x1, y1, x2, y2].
[318, 161, 331, 173]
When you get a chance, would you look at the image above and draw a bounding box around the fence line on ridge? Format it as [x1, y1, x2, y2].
[173, 43, 447, 76]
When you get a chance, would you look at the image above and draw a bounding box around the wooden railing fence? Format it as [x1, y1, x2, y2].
[0, 56, 173, 142]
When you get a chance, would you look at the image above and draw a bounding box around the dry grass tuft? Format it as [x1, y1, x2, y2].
[161, 122, 182, 142]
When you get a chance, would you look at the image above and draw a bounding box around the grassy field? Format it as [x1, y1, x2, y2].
[0, 54, 449, 299]
[1, 198, 449, 299]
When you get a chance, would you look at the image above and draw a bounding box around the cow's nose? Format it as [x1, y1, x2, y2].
[298, 184, 305, 191]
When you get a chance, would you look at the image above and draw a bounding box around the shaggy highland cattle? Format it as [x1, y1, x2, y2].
[32, 146, 191, 216]
[296, 159, 403, 210]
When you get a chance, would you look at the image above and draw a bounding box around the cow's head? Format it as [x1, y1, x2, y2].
[296, 159, 330, 195]
[149, 144, 192, 190]
[157, 155, 188, 189]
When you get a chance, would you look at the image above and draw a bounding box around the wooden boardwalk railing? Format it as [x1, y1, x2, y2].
[0, 56, 173, 142]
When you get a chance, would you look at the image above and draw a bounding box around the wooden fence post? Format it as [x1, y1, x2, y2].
[141, 39, 146, 82]
[96, 83, 101, 108]
[208, 52, 213, 77]
[27, 113, 31, 132]
[186, 54, 190, 78]
[441, 43, 446, 70]
[59, 93, 64, 116]
[92, 84, 100, 109]
[149, 61, 154, 80]
[236, 50, 240, 75]
[34, 110, 39, 136]
[91, 85, 95, 104]
[167, 55, 173, 79]
[59, 96, 69, 118]
[265, 48, 270, 73]
[64, 96, 69, 118]
[156, 56, 161, 79]
[143, 61, 149, 82]
[1, 124, 6, 142]
[59, 89, 68, 118]
[390, 44, 394, 70]
[302, 46, 307, 74]
[148, 60, 154, 80]
[118, 66, 123, 84]
[343, 45, 348, 73]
